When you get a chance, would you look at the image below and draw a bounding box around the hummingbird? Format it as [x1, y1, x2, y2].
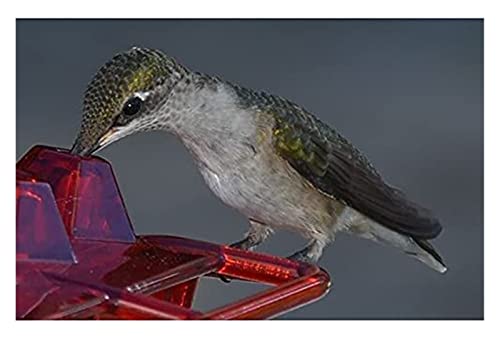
[71, 47, 446, 273]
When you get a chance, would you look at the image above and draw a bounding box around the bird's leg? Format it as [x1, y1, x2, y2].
[229, 219, 274, 251]
[287, 239, 327, 264]
[216, 220, 273, 283]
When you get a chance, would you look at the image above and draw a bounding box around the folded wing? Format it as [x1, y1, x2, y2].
[266, 95, 442, 239]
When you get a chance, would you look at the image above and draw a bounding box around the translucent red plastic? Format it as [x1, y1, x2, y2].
[17, 145, 135, 242]
[16, 145, 331, 319]
[16, 179, 76, 263]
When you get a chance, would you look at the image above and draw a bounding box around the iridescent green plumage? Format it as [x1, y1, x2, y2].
[273, 117, 329, 178]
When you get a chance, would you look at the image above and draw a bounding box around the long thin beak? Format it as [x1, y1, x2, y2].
[95, 127, 121, 152]
[70, 139, 93, 156]
[71, 127, 121, 156]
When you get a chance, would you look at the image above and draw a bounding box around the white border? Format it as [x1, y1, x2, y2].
[2, 0, 496, 338]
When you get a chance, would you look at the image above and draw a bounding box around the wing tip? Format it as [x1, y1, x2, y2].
[417, 210, 443, 239]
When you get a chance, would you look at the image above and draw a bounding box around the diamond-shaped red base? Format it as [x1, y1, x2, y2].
[16, 145, 331, 319]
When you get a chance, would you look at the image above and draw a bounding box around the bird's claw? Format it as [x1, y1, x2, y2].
[287, 252, 311, 263]
[208, 272, 232, 283]
[219, 274, 232, 283]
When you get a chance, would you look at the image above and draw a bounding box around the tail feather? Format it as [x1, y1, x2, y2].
[342, 207, 447, 273]
[410, 238, 447, 273]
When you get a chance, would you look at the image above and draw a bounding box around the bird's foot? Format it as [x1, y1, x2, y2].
[216, 220, 273, 283]
[286, 240, 326, 264]
[229, 221, 273, 251]
[287, 252, 314, 264]
[229, 238, 255, 251]
[210, 272, 232, 283]
[287, 249, 317, 264]
[216, 236, 263, 283]
[210, 238, 252, 283]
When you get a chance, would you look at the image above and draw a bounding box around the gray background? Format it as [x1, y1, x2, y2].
[16, 19, 483, 319]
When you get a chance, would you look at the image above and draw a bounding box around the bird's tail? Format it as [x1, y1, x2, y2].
[346, 211, 447, 273]
[407, 238, 447, 273]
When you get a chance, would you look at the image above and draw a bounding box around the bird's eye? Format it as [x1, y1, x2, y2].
[122, 96, 143, 117]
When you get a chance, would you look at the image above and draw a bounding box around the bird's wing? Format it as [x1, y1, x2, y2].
[262, 94, 442, 239]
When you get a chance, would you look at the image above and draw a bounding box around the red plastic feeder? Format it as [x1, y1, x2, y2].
[16, 145, 331, 319]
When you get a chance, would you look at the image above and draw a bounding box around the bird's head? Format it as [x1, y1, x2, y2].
[71, 47, 188, 156]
